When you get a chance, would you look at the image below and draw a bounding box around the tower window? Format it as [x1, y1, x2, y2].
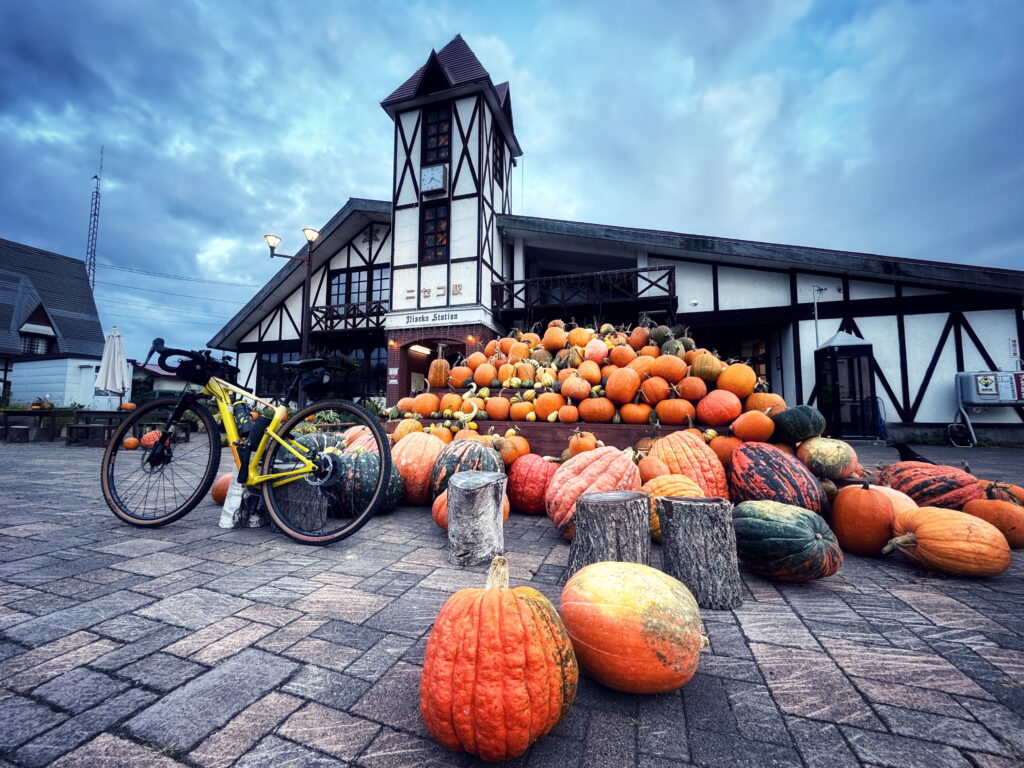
[423, 104, 451, 165]
[493, 127, 504, 188]
[421, 202, 449, 263]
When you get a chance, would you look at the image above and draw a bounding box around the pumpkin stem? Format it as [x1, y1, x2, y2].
[485, 556, 510, 590]
[882, 532, 917, 555]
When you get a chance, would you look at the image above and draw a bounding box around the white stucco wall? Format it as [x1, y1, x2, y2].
[718, 267, 789, 309]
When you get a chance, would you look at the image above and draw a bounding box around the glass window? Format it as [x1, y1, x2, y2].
[493, 127, 504, 189]
[368, 347, 387, 395]
[20, 334, 51, 355]
[328, 271, 348, 306]
[423, 105, 451, 165]
[257, 351, 299, 399]
[422, 203, 449, 262]
[350, 269, 368, 304]
[371, 267, 390, 305]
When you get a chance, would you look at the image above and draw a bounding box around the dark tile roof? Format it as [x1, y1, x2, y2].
[494, 81, 514, 132]
[0, 238, 105, 358]
[381, 35, 491, 107]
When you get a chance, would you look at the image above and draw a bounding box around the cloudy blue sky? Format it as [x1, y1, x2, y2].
[2, 0, 1022, 359]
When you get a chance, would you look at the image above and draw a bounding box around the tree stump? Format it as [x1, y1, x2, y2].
[563, 491, 650, 582]
[657, 496, 742, 610]
[447, 471, 507, 566]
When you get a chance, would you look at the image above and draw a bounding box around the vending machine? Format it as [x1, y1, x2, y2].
[950, 370, 1024, 446]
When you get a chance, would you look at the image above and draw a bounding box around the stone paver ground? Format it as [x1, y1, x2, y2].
[1, 440, 1023, 768]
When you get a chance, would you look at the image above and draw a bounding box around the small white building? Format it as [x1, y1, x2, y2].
[0, 238, 107, 408]
[211, 35, 1024, 441]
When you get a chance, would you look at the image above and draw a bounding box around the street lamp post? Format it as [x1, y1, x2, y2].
[265, 228, 320, 406]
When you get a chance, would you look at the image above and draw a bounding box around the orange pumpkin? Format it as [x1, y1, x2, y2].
[716, 364, 757, 399]
[508, 341, 531, 362]
[730, 410, 775, 442]
[979, 480, 1024, 505]
[542, 326, 568, 351]
[682, 347, 707, 365]
[560, 562, 703, 694]
[708, 436, 742, 468]
[497, 363, 516, 382]
[868, 484, 917, 514]
[627, 326, 650, 350]
[605, 367, 641, 405]
[429, 425, 454, 444]
[569, 430, 599, 456]
[695, 390, 742, 427]
[676, 377, 707, 402]
[558, 404, 580, 423]
[654, 398, 696, 426]
[561, 376, 592, 402]
[515, 361, 536, 381]
[492, 434, 532, 467]
[567, 327, 593, 348]
[577, 360, 602, 385]
[534, 392, 566, 421]
[884, 507, 1010, 577]
[120, 402, 137, 411]
[485, 397, 511, 421]
[412, 392, 440, 418]
[609, 344, 637, 367]
[420, 557, 577, 762]
[439, 393, 463, 414]
[122, 436, 140, 450]
[832, 482, 895, 556]
[642, 474, 705, 540]
[448, 366, 473, 387]
[771, 442, 796, 455]
[466, 351, 488, 370]
[639, 345, 661, 358]
[427, 359, 450, 389]
[578, 397, 615, 423]
[473, 363, 498, 388]
[210, 473, 232, 505]
[546, 447, 641, 538]
[620, 403, 652, 424]
[962, 499, 1024, 548]
[651, 355, 687, 384]
[391, 432, 447, 504]
[509, 401, 535, 421]
[648, 431, 728, 498]
[744, 392, 787, 414]
[396, 397, 416, 414]
[638, 456, 671, 484]
[641, 376, 671, 405]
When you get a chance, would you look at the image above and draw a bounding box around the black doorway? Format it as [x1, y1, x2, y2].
[814, 338, 879, 439]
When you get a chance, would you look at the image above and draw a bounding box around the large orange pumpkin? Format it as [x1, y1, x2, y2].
[420, 557, 577, 761]
[716, 364, 757, 399]
[605, 367, 641, 405]
[546, 446, 641, 538]
[609, 344, 637, 367]
[962, 499, 1024, 548]
[427, 359, 450, 389]
[648, 431, 728, 498]
[473, 363, 498, 388]
[542, 327, 568, 352]
[534, 392, 565, 421]
[641, 474, 704, 541]
[831, 482, 895, 556]
[627, 326, 650, 350]
[412, 393, 440, 418]
[578, 397, 615, 423]
[391, 432, 447, 504]
[448, 366, 473, 387]
[640, 376, 671, 405]
[884, 507, 1010, 577]
[560, 562, 703, 694]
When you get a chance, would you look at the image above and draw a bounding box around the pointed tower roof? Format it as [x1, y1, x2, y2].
[818, 331, 871, 350]
[381, 35, 522, 156]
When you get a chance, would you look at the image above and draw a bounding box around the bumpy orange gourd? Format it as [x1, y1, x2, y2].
[391, 432, 446, 504]
[421, 557, 578, 761]
[962, 499, 1024, 548]
[546, 446, 641, 538]
[560, 562, 703, 694]
[831, 482, 895, 556]
[641, 474, 704, 541]
[648, 430, 728, 498]
[884, 507, 1010, 577]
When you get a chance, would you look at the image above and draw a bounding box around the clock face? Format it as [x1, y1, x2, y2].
[420, 164, 446, 193]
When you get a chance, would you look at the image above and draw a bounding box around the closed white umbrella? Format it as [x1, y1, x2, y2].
[95, 326, 129, 403]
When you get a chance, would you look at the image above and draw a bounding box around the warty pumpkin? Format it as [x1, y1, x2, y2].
[729, 442, 830, 514]
[696, 389, 742, 427]
[420, 557, 577, 761]
[605, 367, 641, 405]
[391, 431, 447, 504]
[716, 363, 757, 399]
[733, 500, 843, 581]
[546, 446, 641, 538]
[884, 507, 1010, 577]
[432, 490, 509, 530]
[642, 474, 704, 541]
[560, 561, 703, 694]
[507, 454, 560, 514]
[831, 482, 895, 556]
[962, 499, 1024, 548]
[797, 437, 859, 480]
[648, 430, 728, 498]
[654, 398, 696, 426]
[878, 461, 985, 509]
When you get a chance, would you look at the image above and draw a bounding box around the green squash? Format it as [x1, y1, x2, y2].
[429, 440, 503, 499]
[337, 450, 404, 515]
[660, 339, 685, 357]
[733, 500, 843, 582]
[771, 405, 826, 444]
[649, 324, 673, 346]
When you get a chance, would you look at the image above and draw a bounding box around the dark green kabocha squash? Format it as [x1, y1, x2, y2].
[733, 500, 843, 582]
[337, 450, 404, 515]
[429, 440, 503, 499]
[729, 442, 830, 514]
[770, 405, 826, 444]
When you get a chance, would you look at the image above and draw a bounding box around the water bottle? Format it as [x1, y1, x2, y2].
[232, 402, 253, 437]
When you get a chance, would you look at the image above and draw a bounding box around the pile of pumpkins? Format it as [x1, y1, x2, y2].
[385, 319, 790, 434]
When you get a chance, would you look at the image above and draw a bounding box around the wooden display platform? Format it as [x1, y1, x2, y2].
[385, 419, 667, 457]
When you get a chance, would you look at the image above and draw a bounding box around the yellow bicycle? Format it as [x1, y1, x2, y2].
[101, 338, 391, 545]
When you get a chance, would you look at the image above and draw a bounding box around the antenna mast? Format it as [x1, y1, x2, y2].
[85, 146, 103, 290]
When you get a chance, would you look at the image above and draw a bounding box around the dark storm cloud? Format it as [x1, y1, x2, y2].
[1, 0, 1022, 359]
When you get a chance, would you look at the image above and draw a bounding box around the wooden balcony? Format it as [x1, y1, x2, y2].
[311, 300, 388, 332]
[492, 266, 676, 325]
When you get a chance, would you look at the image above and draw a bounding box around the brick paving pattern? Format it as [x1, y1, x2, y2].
[1, 440, 1022, 767]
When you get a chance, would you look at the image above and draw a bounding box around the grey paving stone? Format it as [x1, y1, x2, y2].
[187, 691, 303, 768]
[32, 667, 129, 713]
[583, 709, 636, 767]
[362, 588, 450, 638]
[47, 732, 186, 767]
[957, 696, 1024, 754]
[234, 735, 346, 767]
[89, 624, 190, 671]
[688, 727, 802, 768]
[90, 613, 165, 642]
[355, 726, 469, 768]
[350, 661, 429, 737]
[851, 676, 971, 719]
[637, 692, 687, 762]
[311, 618, 386, 650]
[280, 664, 372, 710]
[682, 672, 736, 735]
[13, 688, 156, 768]
[118, 652, 206, 692]
[93, 538, 177, 557]
[124, 648, 298, 751]
[0, 695, 68, 750]
[786, 716, 862, 768]
[873, 704, 1005, 753]
[3, 590, 153, 645]
[288, 585, 393, 622]
[111, 552, 203, 576]
[524, 735, 582, 767]
[283, 637, 361, 672]
[277, 702, 380, 761]
[841, 726, 974, 768]
[9, 591, 80, 615]
[344, 633, 417, 682]
[725, 679, 792, 746]
[136, 587, 252, 629]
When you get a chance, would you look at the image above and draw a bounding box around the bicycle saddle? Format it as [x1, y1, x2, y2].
[281, 358, 327, 371]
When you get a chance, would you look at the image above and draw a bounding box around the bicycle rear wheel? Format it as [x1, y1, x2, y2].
[101, 398, 221, 526]
[261, 399, 391, 545]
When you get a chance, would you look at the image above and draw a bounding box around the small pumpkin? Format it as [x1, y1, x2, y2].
[546, 446, 641, 538]
[651, 355, 687, 384]
[560, 561, 704, 694]
[558, 404, 579, 423]
[620, 403, 652, 424]
[640, 376, 671, 405]
[831, 482, 895, 556]
[420, 557, 577, 761]
[561, 376, 592, 402]
[733, 500, 843, 582]
[120, 402, 137, 411]
[654, 398, 696, 426]
[689, 352, 722, 385]
[210, 473, 232, 505]
[577, 360, 602, 385]
[770, 405, 825, 444]
[961, 499, 1024, 548]
[507, 454, 559, 514]
[884, 507, 1010, 577]
[730, 410, 775, 442]
[627, 326, 650, 350]
[491, 434, 531, 467]
[609, 344, 637, 367]
[675, 377, 707, 402]
[744, 392, 787, 414]
[796, 437, 859, 480]
[122, 436, 140, 451]
[568, 430, 599, 456]
[708, 435, 742, 468]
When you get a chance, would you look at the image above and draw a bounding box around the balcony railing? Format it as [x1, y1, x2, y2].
[492, 266, 675, 322]
[311, 300, 389, 332]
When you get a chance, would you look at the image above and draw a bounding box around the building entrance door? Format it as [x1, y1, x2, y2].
[814, 336, 878, 439]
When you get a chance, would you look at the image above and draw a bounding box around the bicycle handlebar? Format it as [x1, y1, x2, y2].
[145, 338, 213, 375]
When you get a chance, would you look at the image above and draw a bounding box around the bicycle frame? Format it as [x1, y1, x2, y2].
[199, 377, 315, 488]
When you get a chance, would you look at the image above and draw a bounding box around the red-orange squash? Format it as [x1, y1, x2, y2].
[210, 473, 232, 506]
[546, 447, 641, 538]
[878, 462, 985, 509]
[560, 562, 703, 694]
[884, 507, 1010, 577]
[122, 436, 140, 451]
[831, 482, 895, 556]
[648, 431, 728, 498]
[962, 499, 1024, 548]
[507, 454, 559, 514]
[708, 436, 742, 468]
[729, 442, 829, 514]
[432, 490, 510, 530]
[420, 557, 577, 761]
[696, 389, 742, 427]
[391, 432, 447, 504]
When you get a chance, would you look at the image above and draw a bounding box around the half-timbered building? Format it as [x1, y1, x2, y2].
[210, 35, 1024, 440]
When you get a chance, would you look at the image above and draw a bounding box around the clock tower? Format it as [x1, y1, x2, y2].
[381, 35, 521, 324]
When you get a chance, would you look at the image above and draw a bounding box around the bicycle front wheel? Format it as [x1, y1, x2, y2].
[101, 397, 221, 527]
[261, 399, 392, 545]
